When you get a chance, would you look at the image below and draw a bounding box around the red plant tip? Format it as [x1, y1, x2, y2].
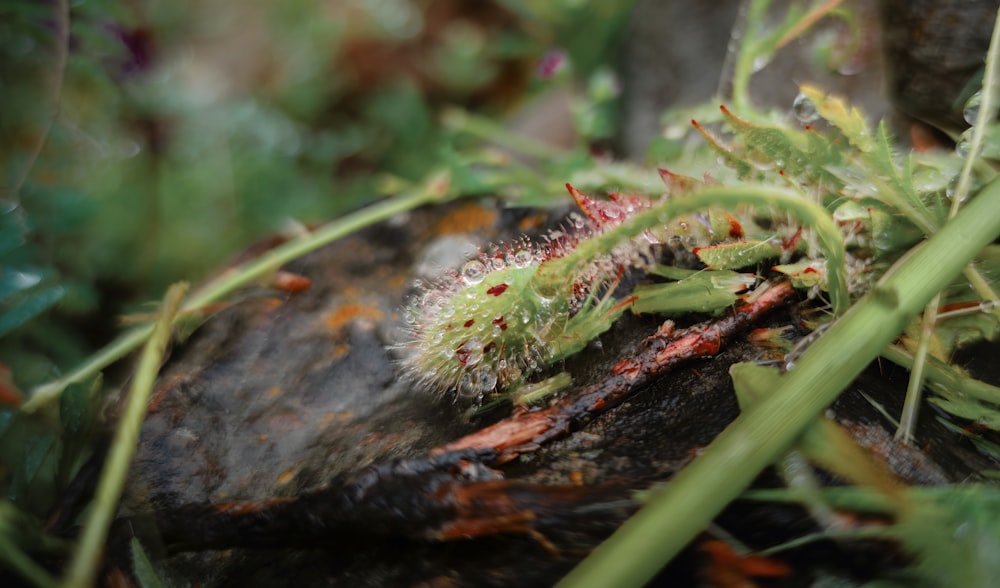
[804, 124, 813, 131]
[565, 182, 585, 203]
[725, 213, 745, 239]
[719, 104, 730, 114]
[778, 169, 786, 176]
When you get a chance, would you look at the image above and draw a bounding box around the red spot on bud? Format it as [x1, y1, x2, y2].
[803, 267, 819, 274]
[492, 316, 508, 331]
[486, 283, 509, 296]
[464, 319, 475, 328]
[456, 342, 472, 366]
[483, 341, 496, 354]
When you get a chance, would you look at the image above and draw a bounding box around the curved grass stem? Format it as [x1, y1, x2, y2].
[894, 294, 940, 444]
[551, 184, 850, 314]
[61, 283, 187, 588]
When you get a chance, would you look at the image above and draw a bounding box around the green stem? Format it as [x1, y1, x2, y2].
[556, 174, 1000, 588]
[24, 175, 453, 412]
[950, 7, 1000, 214]
[895, 294, 939, 444]
[62, 283, 187, 588]
[729, 0, 773, 112]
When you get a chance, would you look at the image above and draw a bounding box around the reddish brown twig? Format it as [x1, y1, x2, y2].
[435, 281, 797, 461]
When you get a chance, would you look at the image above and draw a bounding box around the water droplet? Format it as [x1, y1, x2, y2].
[746, 148, 773, 171]
[792, 93, 819, 123]
[455, 337, 484, 366]
[946, 174, 977, 204]
[513, 249, 533, 268]
[752, 55, 771, 73]
[457, 374, 480, 399]
[956, 139, 971, 158]
[478, 367, 498, 391]
[964, 91, 983, 126]
[461, 260, 487, 284]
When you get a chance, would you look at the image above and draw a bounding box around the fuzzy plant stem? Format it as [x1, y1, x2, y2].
[24, 173, 454, 412]
[62, 283, 187, 588]
[556, 174, 1000, 588]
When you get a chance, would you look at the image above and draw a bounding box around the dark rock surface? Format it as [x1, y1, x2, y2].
[113, 198, 996, 587]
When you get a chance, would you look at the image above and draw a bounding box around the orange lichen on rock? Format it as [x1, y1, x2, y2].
[433, 203, 498, 235]
[324, 304, 384, 332]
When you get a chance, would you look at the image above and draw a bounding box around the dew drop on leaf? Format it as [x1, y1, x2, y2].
[792, 93, 819, 123]
[457, 374, 480, 399]
[478, 367, 498, 391]
[746, 148, 774, 171]
[956, 138, 971, 159]
[964, 91, 983, 126]
[461, 260, 487, 284]
[752, 55, 771, 73]
[513, 249, 533, 268]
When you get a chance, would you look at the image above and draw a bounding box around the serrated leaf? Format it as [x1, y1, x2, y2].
[693, 240, 780, 270]
[799, 85, 873, 152]
[718, 105, 842, 187]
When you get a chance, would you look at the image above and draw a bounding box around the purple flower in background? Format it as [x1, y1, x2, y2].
[536, 49, 567, 80]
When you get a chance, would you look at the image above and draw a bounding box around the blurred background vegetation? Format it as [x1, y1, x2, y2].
[0, 0, 636, 394]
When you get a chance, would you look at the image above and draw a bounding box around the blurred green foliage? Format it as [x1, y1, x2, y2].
[0, 2, 636, 583]
[0, 0, 636, 393]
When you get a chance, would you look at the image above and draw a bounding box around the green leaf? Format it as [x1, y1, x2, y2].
[693, 240, 780, 270]
[631, 270, 755, 316]
[130, 537, 166, 588]
[0, 285, 65, 337]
